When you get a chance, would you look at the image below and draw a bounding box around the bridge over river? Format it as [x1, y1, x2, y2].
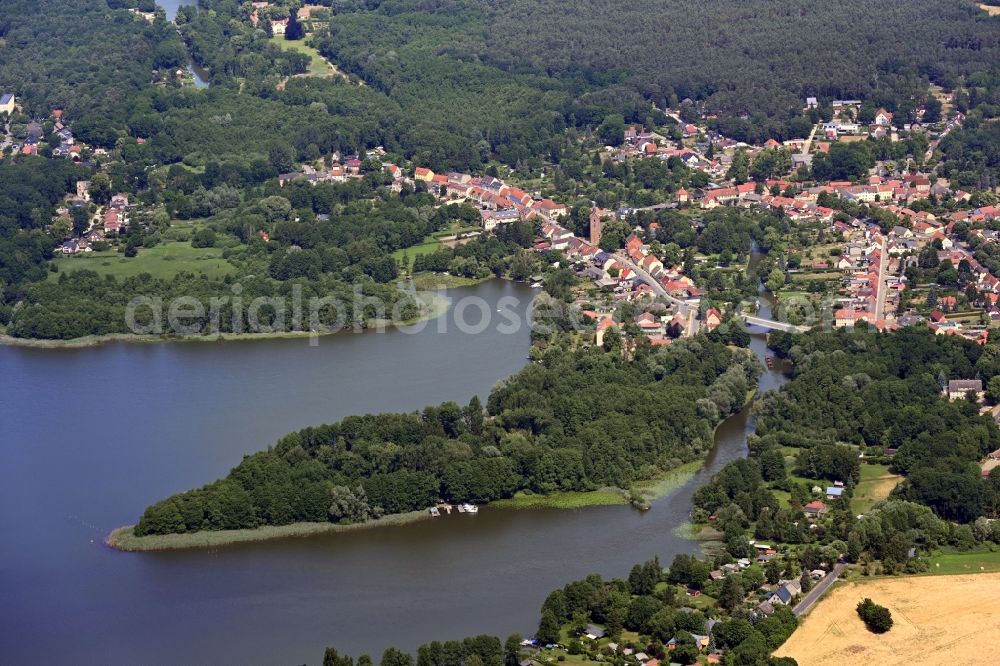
[739, 314, 810, 333]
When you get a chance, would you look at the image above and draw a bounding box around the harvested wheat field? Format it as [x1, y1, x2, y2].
[776, 573, 1000, 666]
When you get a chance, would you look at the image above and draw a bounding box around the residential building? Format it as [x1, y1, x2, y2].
[947, 379, 984, 402]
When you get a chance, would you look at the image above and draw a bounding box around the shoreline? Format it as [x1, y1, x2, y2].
[108, 357, 765, 553]
[0, 292, 451, 349]
[107, 461, 720, 552]
[107, 510, 432, 552]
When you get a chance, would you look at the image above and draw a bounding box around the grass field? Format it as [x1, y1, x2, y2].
[797, 242, 843, 262]
[790, 271, 841, 282]
[269, 36, 351, 80]
[851, 464, 904, 514]
[392, 238, 442, 265]
[777, 290, 811, 301]
[52, 242, 234, 280]
[925, 547, 1000, 575]
[776, 573, 1000, 666]
[392, 225, 484, 268]
[408, 273, 489, 290]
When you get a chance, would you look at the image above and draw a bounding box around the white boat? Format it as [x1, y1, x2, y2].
[429, 506, 440, 517]
[463, 503, 478, 514]
[530, 282, 543, 288]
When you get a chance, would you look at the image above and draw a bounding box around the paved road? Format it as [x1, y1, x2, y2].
[925, 117, 961, 162]
[615, 254, 699, 335]
[615, 253, 683, 306]
[793, 562, 846, 617]
[874, 237, 889, 322]
[801, 122, 820, 155]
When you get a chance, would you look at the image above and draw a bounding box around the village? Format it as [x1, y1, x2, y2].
[6, 76, 1000, 359]
[22, 90, 1000, 353]
[388, 95, 1000, 353]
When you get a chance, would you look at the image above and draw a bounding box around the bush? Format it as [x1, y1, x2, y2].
[856, 598, 893, 633]
[191, 228, 217, 248]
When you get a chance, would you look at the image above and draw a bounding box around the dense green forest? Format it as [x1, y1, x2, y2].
[316, 0, 1000, 149]
[486, 0, 998, 108]
[759, 326, 1000, 524]
[133, 338, 760, 535]
[176, 1, 311, 79]
[937, 68, 1000, 188]
[0, 159, 86, 287]
[0, 0, 183, 123]
[4, 0, 998, 172]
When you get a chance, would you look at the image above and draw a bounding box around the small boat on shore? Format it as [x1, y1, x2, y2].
[456, 504, 466, 513]
[429, 506, 440, 517]
[462, 503, 478, 514]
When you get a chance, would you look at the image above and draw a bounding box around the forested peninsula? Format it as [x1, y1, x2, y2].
[111, 337, 760, 549]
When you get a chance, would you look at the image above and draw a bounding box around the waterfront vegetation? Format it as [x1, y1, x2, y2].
[3, 181, 504, 339]
[319, 553, 801, 666]
[125, 338, 761, 541]
[681, 326, 1000, 583]
[762, 326, 1000, 525]
[107, 511, 431, 552]
[491, 489, 627, 511]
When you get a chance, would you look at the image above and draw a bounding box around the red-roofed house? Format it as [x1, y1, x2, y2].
[533, 199, 568, 221]
[804, 500, 828, 517]
[874, 109, 894, 126]
[103, 209, 122, 233]
[704, 307, 722, 332]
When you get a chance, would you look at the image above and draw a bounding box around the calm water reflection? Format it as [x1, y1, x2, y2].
[0, 279, 788, 665]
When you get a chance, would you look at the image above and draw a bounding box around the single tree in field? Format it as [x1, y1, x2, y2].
[286, 8, 304, 40]
[857, 597, 893, 633]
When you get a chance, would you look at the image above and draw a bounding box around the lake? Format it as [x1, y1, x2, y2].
[0, 279, 787, 665]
